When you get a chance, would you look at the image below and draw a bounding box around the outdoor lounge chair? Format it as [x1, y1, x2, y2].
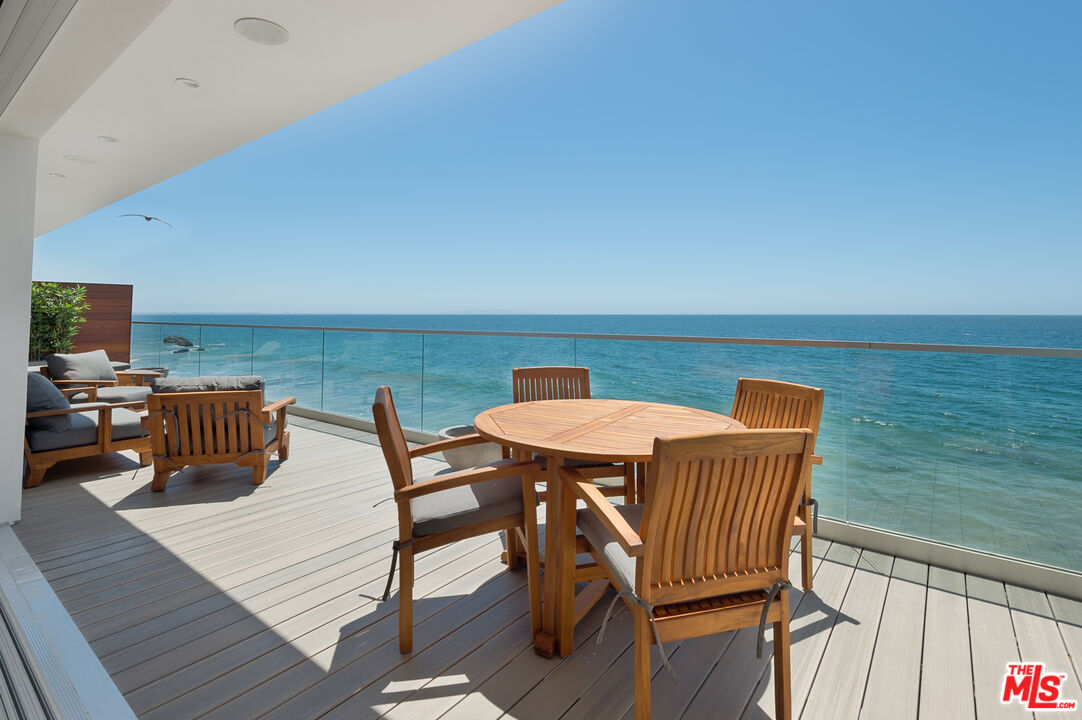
[144, 376, 295, 491]
[512, 366, 635, 502]
[373, 385, 542, 653]
[564, 429, 814, 720]
[730, 378, 824, 591]
[40, 349, 162, 407]
[24, 372, 151, 488]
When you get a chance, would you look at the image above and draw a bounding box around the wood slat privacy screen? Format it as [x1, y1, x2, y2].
[57, 282, 133, 362]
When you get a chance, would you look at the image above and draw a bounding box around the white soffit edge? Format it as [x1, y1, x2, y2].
[30, 0, 565, 236]
[0, 0, 77, 119]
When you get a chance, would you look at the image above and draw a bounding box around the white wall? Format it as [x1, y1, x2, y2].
[0, 133, 37, 525]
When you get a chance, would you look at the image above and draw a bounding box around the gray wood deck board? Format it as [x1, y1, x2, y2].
[860, 557, 927, 720]
[920, 567, 975, 720]
[10, 424, 1050, 720]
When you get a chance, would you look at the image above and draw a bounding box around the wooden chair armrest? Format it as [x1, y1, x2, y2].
[408, 433, 487, 459]
[117, 369, 164, 386]
[26, 400, 145, 419]
[394, 459, 541, 501]
[262, 397, 297, 414]
[58, 386, 95, 398]
[812, 454, 823, 465]
[560, 467, 644, 557]
[49, 379, 117, 387]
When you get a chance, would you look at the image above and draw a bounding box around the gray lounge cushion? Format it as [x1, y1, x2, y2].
[410, 467, 526, 537]
[46, 350, 117, 382]
[150, 376, 265, 393]
[71, 386, 153, 404]
[26, 372, 71, 432]
[576, 503, 644, 594]
[26, 407, 147, 453]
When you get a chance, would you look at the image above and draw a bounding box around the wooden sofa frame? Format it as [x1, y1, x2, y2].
[24, 399, 152, 488]
[145, 390, 296, 491]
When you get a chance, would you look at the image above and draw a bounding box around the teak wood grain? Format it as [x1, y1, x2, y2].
[511, 366, 633, 503]
[565, 429, 814, 720]
[476, 399, 744, 464]
[729, 379, 824, 591]
[475, 398, 745, 658]
[373, 386, 542, 655]
[145, 390, 295, 491]
[55, 282, 134, 362]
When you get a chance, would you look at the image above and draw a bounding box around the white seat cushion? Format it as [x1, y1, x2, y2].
[577, 503, 644, 594]
[410, 468, 526, 537]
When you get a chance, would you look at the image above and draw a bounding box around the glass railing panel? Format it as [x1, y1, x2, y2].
[322, 330, 424, 428]
[577, 337, 848, 521]
[838, 350, 1081, 571]
[419, 334, 575, 434]
[129, 322, 163, 369]
[251, 327, 323, 406]
[155, 324, 204, 377]
[125, 321, 1082, 574]
[189, 325, 257, 377]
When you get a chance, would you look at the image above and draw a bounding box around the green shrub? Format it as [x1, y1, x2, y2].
[28, 283, 90, 361]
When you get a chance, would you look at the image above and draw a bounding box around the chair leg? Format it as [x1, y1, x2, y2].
[623, 463, 635, 504]
[399, 545, 415, 653]
[635, 462, 647, 503]
[24, 464, 48, 489]
[556, 471, 579, 657]
[278, 430, 290, 461]
[801, 521, 814, 591]
[521, 477, 543, 638]
[138, 451, 152, 467]
[505, 528, 521, 571]
[773, 591, 793, 720]
[634, 606, 652, 720]
[151, 458, 171, 492]
[251, 459, 268, 485]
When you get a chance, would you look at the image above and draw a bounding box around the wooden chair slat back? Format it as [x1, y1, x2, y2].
[146, 390, 265, 459]
[372, 386, 413, 491]
[640, 429, 812, 604]
[730, 379, 824, 449]
[512, 366, 591, 403]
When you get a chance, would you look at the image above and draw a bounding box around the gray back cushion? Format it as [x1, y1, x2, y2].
[26, 372, 71, 432]
[150, 375, 265, 393]
[46, 350, 117, 381]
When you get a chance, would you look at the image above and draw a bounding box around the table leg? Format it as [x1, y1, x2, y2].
[556, 463, 578, 657]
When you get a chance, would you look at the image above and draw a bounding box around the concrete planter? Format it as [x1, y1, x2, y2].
[438, 424, 501, 470]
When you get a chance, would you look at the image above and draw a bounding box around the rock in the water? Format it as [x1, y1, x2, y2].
[163, 335, 194, 347]
[171, 348, 190, 353]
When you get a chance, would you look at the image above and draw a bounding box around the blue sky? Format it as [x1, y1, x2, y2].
[33, 0, 1082, 314]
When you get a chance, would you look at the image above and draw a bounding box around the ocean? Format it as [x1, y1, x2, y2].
[130, 314, 1082, 572]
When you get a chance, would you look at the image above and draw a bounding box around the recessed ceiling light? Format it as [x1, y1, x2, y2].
[174, 77, 201, 89]
[62, 155, 97, 165]
[234, 17, 289, 46]
[97, 135, 120, 143]
[49, 172, 66, 178]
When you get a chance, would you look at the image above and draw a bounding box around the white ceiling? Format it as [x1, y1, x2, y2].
[3, 0, 564, 236]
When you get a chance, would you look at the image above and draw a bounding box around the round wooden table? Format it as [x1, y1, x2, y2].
[474, 399, 745, 656]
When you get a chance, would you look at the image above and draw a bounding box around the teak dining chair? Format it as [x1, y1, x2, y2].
[563, 429, 814, 720]
[373, 386, 542, 653]
[730, 378, 824, 590]
[512, 366, 635, 502]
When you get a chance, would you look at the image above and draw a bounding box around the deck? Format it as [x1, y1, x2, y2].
[12, 419, 1082, 720]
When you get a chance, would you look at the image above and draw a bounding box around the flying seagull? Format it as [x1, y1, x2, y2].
[118, 214, 173, 227]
